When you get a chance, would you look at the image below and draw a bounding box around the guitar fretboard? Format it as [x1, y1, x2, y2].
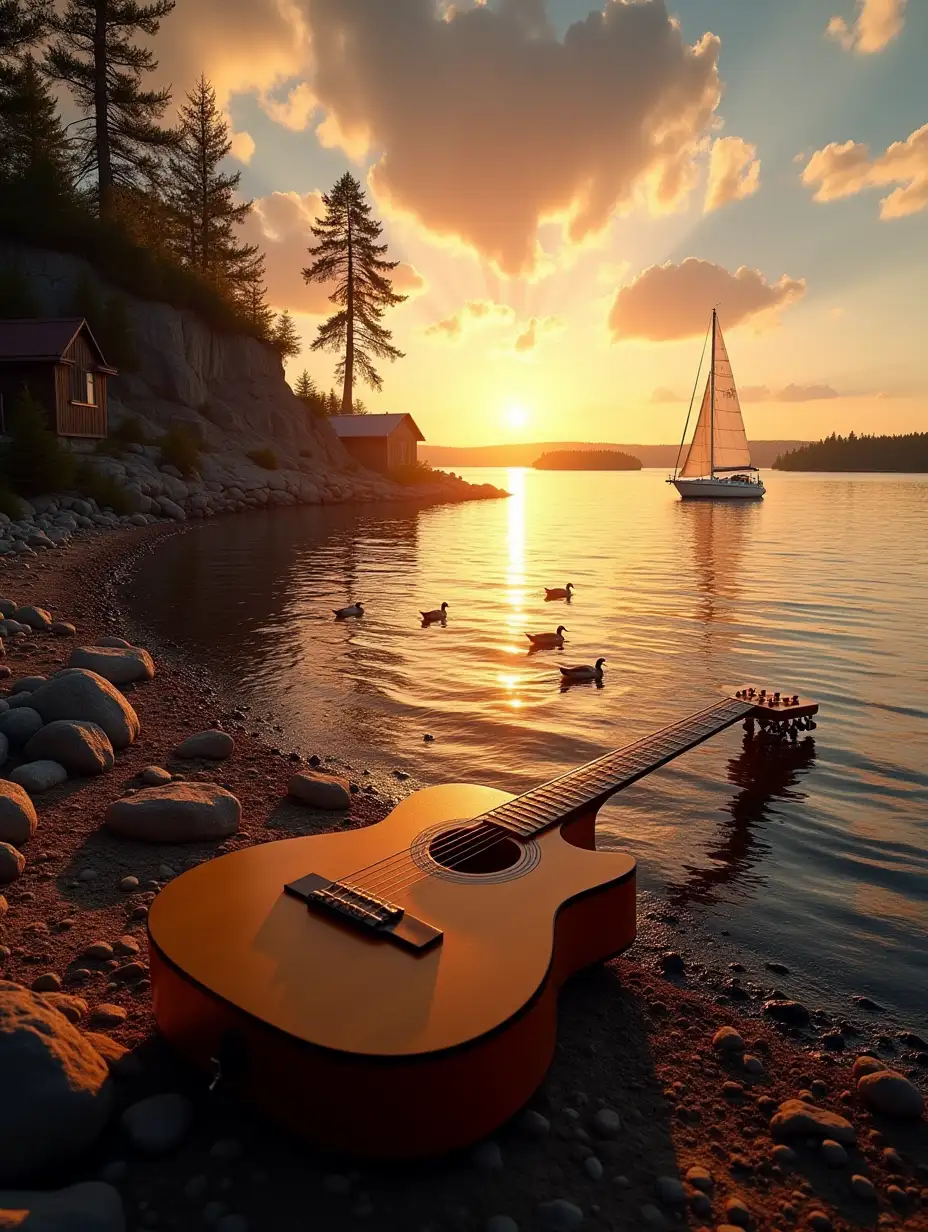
[484, 697, 752, 838]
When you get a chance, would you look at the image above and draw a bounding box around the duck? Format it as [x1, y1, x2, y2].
[526, 625, 567, 649]
[544, 583, 574, 601]
[333, 603, 364, 619]
[558, 657, 605, 682]
[420, 602, 449, 623]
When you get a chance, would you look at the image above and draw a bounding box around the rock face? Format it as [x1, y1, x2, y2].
[0, 781, 38, 846]
[0, 706, 44, 748]
[0, 1182, 125, 1231]
[24, 719, 115, 775]
[769, 1100, 857, 1144]
[104, 782, 241, 842]
[29, 669, 140, 749]
[68, 646, 155, 685]
[173, 729, 234, 759]
[0, 983, 114, 1183]
[857, 1069, 925, 1120]
[288, 772, 351, 810]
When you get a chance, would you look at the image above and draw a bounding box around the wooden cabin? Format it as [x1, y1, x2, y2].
[328, 413, 424, 473]
[0, 318, 115, 440]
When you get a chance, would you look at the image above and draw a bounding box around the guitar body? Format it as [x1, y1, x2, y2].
[148, 784, 637, 1158]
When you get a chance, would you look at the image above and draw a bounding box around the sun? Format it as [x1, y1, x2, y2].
[504, 403, 530, 431]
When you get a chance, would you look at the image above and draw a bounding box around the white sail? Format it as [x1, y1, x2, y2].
[679, 313, 752, 477]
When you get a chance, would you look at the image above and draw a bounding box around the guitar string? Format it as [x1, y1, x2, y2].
[338, 702, 746, 902]
[340, 702, 748, 903]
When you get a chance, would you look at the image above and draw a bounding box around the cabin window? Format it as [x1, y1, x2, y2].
[85, 372, 96, 405]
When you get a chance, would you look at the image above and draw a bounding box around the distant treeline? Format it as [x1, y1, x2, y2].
[773, 433, 928, 472]
[533, 449, 642, 471]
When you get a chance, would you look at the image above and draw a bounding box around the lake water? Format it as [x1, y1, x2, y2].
[123, 469, 928, 1036]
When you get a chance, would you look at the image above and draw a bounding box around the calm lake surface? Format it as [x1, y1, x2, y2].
[124, 470, 928, 1034]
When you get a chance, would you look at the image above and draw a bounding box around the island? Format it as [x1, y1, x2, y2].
[533, 449, 642, 471]
[774, 432, 928, 472]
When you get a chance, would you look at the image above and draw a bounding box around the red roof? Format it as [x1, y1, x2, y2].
[0, 318, 113, 370]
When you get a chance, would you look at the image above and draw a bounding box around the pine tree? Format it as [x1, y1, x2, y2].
[326, 389, 339, 417]
[45, 0, 176, 213]
[167, 74, 257, 290]
[303, 172, 406, 412]
[0, 0, 50, 64]
[294, 370, 315, 401]
[0, 53, 74, 191]
[236, 251, 274, 339]
[271, 310, 301, 362]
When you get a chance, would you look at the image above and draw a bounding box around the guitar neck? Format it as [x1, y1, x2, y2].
[485, 696, 752, 838]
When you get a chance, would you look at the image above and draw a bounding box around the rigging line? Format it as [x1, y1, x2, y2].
[673, 316, 712, 480]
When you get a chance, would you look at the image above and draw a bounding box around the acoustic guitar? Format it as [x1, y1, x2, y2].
[148, 686, 817, 1158]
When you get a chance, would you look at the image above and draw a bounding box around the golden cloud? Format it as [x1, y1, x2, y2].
[740, 384, 840, 403]
[424, 300, 515, 341]
[826, 0, 907, 53]
[704, 137, 761, 213]
[608, 258, 806, 342]
[513, 315, 563, 354]
[801, 123, 928, 219]
[304, 0, 723, 277]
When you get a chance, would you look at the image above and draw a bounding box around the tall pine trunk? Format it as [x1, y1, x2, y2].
[341, 211, 354, 412]
[93, 0, 112, 214]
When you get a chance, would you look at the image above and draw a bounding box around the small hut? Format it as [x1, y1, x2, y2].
[328, 413, 424, 473]
[0, 318, 115, 440]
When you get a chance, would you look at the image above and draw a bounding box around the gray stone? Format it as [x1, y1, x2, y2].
[7, 692, 39, 709]
[288, 772, 351, 810]
[104, 783, 241, 842]
[0, 781, 38, 846]
[592, 1108, 621, 1137]
[518, 1109, 551, 1136]
[12, 606, 52, 631]
[536, 1199, 583, 1232]
[712, 1026, 745, 1052]
[10, 761, 68, 794]
[583, 1156, 603, 1180]
[51, 621, 77, 637]
[472, 1140, 503, 1170]
[821, 1139, 848, 1166]
[639, 1206, 665, 1228]
[487, 1218, 519, 1232]
[68, 646, 155, 686]
[655, 1176, 686, 1205]
[743, 1054, 765, 1075]
[121, 1092, 193, 1154]
[0, 985, 113, 1183]
[763, 999, 811, 1025]
[173, 729, 234, 760]
[97, 637, 132, 649]
[0, 706, 44, 748]
[770, 1100, 857, 1144]
[724, 1196, 752, 1227]
[11, 676, 47, 694]
[852, 1055, 886, 1082]
[850, 1174, 877, 1201]
[24, 720, 115, 775]
[0, 843, 25, 883]
[30, 669, 140, 749]
[0, 600, 14, 618]
[856, 1069, 925, 1119]
[141, 766, 171, 786]
[157, 497, 186, 521]
[0, 1182, 124, 1231]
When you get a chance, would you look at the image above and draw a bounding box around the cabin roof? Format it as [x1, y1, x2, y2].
[328, 412, 425, 442]
[0, 318, 114, 371]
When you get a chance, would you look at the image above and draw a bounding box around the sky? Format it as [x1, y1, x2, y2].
[152, 0, 927, 446]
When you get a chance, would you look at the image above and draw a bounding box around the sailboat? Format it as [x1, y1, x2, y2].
[669, 309, 765, 500]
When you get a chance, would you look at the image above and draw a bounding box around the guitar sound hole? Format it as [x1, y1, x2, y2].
[428, 825, 522, 875]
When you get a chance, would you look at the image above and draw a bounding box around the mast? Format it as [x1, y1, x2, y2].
[709, 308, 716, 476]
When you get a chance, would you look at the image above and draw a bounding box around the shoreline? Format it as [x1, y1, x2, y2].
[0, 522, 925, 1230]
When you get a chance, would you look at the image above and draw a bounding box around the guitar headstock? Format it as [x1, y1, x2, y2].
[726, 685, 819, 737]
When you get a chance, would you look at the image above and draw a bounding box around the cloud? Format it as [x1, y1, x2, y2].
[740, 384, 840, 403]
[801, 123, 928, 219]
[513, 315, 563, 353]
[650, 386, 682, 403]
[826, 0, 906, 53]
[259, 81, 318, 131]
[240, 190, 425, 314]
[607, 258, 806, 342]
[424, 300, 515, 341]
[704, 136, 761, 213]
[229, 130, 255, 164]
[304, 0, 723, 276]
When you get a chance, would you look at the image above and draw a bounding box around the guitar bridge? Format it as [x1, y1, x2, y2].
[284, 873, 442, 952]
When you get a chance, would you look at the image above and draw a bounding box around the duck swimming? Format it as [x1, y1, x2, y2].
[334, 603, 364, 619]
[526, 626, 567, 649]
[421, 602, 449, 623]
[558, 657, 605, 682]
[544, 583, 574, 601]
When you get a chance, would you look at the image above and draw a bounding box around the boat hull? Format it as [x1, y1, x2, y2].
[672, 477, 765, 500]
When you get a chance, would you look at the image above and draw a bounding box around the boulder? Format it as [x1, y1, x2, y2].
[857, 1069, 925, 1120]
[121, 1092, 193, 1154]
[104, 783, 241, 842]
[29, 670, 140, 749]
[96, 636, 132, 649]
[141, 766, 171, 786]
[0, 706, 44, 748]
[24, 720, 115, 775]
[173, 729, 234, 760]
[769, 1100, 857, 1144]
[68, 646, 155, 686]
[12, 606, 52, 632]
[51, 621, 77, 637]
[11, 676, 47, 694]
[852, 1055, 887, 1082]
[0, 1182, 125, 1231]
[288, 772, 351, 810]
[7, 692, 40, 709]
[156, 497, 186, 521]
[10, 761, 68, 794]
[0, 984, 114, 1183]
[0, 599, 15, 618]
[0, 781, 38, 846]
[0, 843, 25, 883]
[712, 1026, 745, 1053]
